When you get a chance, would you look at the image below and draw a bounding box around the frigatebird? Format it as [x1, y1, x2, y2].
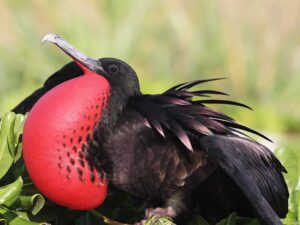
[13, 34, 288, 225]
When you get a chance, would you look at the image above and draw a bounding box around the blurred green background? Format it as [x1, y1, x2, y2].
[0, 0, 299, 219]
[1, 0, 300, 146]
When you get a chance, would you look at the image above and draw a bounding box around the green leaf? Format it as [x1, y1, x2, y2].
[275, 147, 300, 222]
[282, 209, 299, 225]
[0, 112, 16, 179]
[12, 114, 26, 162]
[13, 144, 23, 163]
[0, 177, 23, 207]
[287, 189, 300, 223]
[15, 194, 45, 215]
[13, 114, 26, 146]
[7, 114, 16, 157]
[0, 207, 40, 225]
[275, 147, 300, 190]
[13, 211, 29, 221]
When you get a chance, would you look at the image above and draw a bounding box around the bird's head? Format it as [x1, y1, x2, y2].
[43, 34, 141, 100]
[22, 34, 140, 211]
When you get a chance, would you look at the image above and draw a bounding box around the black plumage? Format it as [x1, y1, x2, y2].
[13, 49, 288, 224]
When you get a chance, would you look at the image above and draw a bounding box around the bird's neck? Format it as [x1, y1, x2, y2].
[85, 87, 130, 174]
[98, 87, 129, 137]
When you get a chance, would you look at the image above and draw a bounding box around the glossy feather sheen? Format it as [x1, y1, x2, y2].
[22, 72, 109, 210]
[133, 78, 271, 151]
[199, 136, 288, 225]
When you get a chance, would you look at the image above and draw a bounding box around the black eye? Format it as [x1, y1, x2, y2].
[108, 64, 119, 74]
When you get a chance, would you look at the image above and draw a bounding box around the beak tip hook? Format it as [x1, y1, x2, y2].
[42, 33, 61, 45]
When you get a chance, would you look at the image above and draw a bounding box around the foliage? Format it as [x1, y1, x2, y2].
[275, 147, 300, 225]
[0, 112, 43, 225]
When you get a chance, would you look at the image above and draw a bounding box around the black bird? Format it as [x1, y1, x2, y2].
[14, 34, 288, 225]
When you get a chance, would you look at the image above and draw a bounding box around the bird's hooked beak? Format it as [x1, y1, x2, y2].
[42, 33, 106, 75]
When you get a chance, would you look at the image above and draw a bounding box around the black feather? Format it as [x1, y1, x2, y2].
[165, 90, 228, 99]
[198, 136, 289, 224]
[167, 78, 226, 91]
[132, 78, 270, 153]
[168, 117, 193, 151]
[195, 99, 252, 110]
[190, 90, 229, 97]
[218, 120, 273, 142]
[152, 95, 191, 106]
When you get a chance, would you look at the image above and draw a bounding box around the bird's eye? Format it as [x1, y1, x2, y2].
[108, 64, 119, 74]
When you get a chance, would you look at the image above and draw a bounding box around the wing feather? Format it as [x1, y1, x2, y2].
[198, 136, 288, 225]
[132, 78, 270, 151]
[195, 99, 252, 110]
